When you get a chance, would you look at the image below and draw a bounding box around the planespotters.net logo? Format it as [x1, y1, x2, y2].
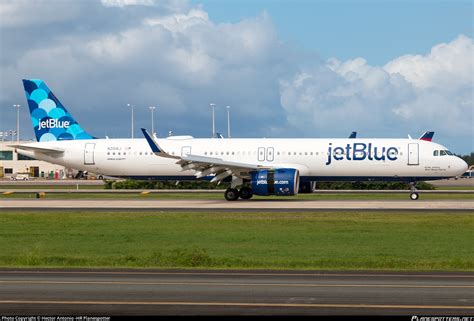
[411, 316, 474, 321]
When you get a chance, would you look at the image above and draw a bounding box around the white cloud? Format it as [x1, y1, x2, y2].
[0, 1, 287, 139]
[144, 8, 209, 32]
[0, 1, 472, 152]
[280, 35, 473, 144]
[384, 35, 473, 91]
[101, 0, 156, 7]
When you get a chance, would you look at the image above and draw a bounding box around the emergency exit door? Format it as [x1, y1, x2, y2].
[181, 146, 192, 157]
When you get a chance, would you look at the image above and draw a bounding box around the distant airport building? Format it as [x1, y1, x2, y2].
[0, 141, 68, 179]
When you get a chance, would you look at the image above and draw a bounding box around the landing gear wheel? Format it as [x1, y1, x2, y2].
[409, 182, 419, 200]
[239, 187, 253, 200]
[410, 192, 419, 200]
[224, 188, 240, 201]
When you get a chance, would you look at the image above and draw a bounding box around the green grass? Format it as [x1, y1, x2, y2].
[0, 210, 473, 271]
[1, 191, 473, 200]
[435, 186, 474, 190]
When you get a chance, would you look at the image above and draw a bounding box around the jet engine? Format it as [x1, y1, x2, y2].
[250, 168, 300, 196]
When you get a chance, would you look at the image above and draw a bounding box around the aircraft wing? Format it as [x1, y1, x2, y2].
[141, 128, 266, 182]
[9, 144, 64, 154]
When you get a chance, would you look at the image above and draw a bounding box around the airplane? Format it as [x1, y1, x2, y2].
[12, 79, 468, 201]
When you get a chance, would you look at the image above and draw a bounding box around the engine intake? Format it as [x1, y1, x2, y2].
[250, 168, 300, 196]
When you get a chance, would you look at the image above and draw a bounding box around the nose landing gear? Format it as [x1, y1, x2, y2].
[409, 182, 419, 200]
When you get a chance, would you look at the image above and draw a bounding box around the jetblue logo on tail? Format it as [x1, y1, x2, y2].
[326, 143, 398, 165]
[22, 79, 94, 142]
[38, 119, 71, 130]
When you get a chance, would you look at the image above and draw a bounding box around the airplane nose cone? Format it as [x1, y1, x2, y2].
[457, 157, 468, 175]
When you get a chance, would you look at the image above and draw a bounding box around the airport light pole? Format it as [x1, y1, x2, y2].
[209, 103, 216, 138]
[127, 103, 134, 139]
[13, 104, 20, 142]
[149, 106, 156, 135]
[226, 105, 231, 138]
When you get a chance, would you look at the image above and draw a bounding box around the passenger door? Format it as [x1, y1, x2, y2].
[84, 143, 95, 165]
[408, 143, 419, 165]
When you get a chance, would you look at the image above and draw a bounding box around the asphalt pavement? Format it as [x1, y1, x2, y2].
[0, 269, 473, 315]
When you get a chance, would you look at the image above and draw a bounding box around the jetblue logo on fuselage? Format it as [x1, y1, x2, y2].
[38, 119, 70, 130]
[326, 143, 398, 165]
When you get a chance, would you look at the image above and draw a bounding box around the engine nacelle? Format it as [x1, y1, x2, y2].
[250, 168, 300, 196]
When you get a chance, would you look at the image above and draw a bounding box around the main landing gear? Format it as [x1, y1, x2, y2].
[224, 186, 253, 201]
[409, 182, 419, 200]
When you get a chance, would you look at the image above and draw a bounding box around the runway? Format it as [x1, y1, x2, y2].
[1, 199, 473, 211]
[0, 269, 473, 315]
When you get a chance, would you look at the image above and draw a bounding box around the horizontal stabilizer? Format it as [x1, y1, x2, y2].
[10, 144, 64, 154]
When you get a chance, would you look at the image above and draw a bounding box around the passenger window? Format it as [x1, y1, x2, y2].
[433, 150, 438, 156]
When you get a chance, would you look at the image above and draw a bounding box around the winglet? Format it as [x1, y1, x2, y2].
[349, 131, 357, 139]
[141, 128, 161, 153]
[141, 128, 180, 159]
[419, 131, 435, 142]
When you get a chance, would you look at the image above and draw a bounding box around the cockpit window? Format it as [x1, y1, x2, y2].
[446, 150, 453, 156]
[440, 150, 447, 156]
[433, 150, 438, 156]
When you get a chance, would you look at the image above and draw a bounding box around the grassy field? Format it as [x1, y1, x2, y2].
[1, 191, 473, 200]
[0, 210, 473, 271]
[435, 186, 474, 190]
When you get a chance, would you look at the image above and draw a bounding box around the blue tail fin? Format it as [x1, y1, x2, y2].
[22, 79, 95, 142]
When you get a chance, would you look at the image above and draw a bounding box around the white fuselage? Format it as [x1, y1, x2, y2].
[16, 137, 468, 182]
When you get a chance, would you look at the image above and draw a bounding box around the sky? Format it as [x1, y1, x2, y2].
[0, 0, 473, 153]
